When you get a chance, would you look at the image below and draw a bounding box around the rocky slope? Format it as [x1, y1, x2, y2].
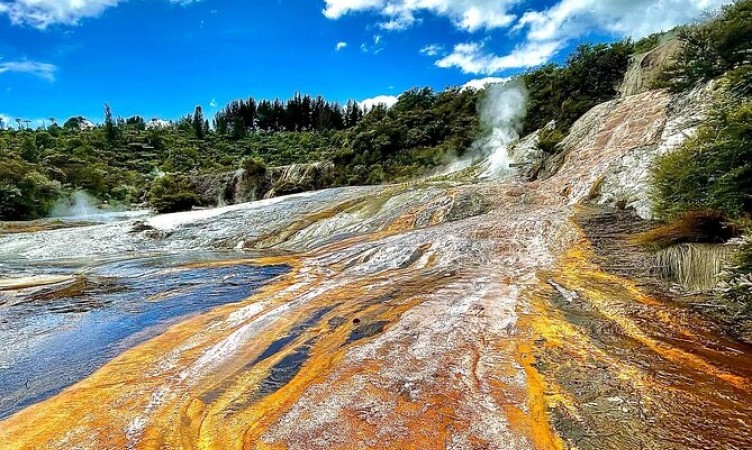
[2, 82, 751, 450]
[191, 161, 336, 206]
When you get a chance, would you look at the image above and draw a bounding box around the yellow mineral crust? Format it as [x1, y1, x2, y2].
[4, 89, 751, 449]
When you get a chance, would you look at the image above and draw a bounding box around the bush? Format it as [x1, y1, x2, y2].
[651, 96, 752, 219]
[537, 127, 565, 154]
[634, 32, 664, 54]
[147, 175, 199, 213]
[0, 158, 61, 220]
[242, 157, 267, 177]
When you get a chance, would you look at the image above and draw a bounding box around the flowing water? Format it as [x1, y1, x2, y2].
[0, 89, 751, 449]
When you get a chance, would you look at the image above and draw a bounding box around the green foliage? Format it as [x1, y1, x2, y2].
[537, 127, 565, 154]
[651, 96, 752, 219]
[634, 32, 663, 54]
[63, 116, 87, 130]
[242, 157, 267, 177]
[193, 106, 206, 139]
[724, 66, 752, 97]
[126, 116, 146, 131]
[0, 157, 61, 220]
[338, 87, 481, 184]
[104, 104, 119, 144]
[147, 175, 199, 213]
[523, 41, 634, 135]
[656, 1, 752, 92]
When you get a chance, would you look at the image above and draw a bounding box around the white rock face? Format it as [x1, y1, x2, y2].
[594, 84, 715, 219]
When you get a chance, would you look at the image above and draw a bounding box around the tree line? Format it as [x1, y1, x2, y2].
[213, 93, 364, 138]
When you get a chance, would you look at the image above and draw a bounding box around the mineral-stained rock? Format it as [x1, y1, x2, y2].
[190, 161, 336, 207]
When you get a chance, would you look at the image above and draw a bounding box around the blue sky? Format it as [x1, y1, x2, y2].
[0, 0, 732, 125]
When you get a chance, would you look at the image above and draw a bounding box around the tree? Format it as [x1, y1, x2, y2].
[193, 106, 205, 139]
[126, 115, 146, 130]
[657, 1, 752, 91]
[147, 175, 199, 213]
[104, 103, 118, 143]
[63, 116, 87, 130]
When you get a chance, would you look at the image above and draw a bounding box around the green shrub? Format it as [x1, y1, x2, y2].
[651, 96, 752, 219]
[537, 128, 565, 154]
[724, 66, 752, 97]
[147, 175, 199, 213]
[634, 32, 663, 54]
[0, 158, 61, 220]
[242, 157, 267, 177]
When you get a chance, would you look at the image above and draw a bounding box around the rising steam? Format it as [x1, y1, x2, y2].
[442, 79, 528, 178]
[476, 79, 528, 178]
[49, 191, 105, 219]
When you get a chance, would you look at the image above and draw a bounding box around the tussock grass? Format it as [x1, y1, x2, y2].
[632, 210, 741, 250]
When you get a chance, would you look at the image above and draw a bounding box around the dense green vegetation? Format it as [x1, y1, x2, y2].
[647, 1, 752, 310]
[0, 88, 482, 219]
[651, 90, 752, 220]
[6, 3, 737, 223]
[147, 175, 200, 214]
[650, 1, 752, 220]
[522, 41, 634, 135]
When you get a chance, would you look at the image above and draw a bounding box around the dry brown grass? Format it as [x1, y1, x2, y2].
[632, 210, 741, 250]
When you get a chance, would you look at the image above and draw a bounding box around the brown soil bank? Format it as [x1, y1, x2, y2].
[529, 206, 752, 450]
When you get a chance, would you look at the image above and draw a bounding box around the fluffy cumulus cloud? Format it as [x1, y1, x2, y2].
[323, 0, 518, 31]
[0, 0, 200, 29]
[436, 40, 562, 74]
[335, 41, 348, 51]
[516, 0, 732, 41]
[0, 58, 57, 81]
[326, 0, 735, 74]
[360, 94, 398, 110]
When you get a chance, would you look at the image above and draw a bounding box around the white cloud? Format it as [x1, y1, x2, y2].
[325, 0, 734, 74]
[360, 94, 398, 110]
[436, 40, 562, 75]
[420, 44, 444, 57]
[0, 0, 201, 29]
[335, 41, 348, 51]
[209, 98, 217, 108]
[516, 0, 731, 40]
[0, 59, 57, 81]
[360, 34, 385, 54]
[461, 76, 510, 91]
[323, 0, 518, 32]
[0, 0, 121, 28]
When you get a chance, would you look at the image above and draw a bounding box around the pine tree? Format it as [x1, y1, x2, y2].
[104, 103, 118, 143]
[193, 106, 205, 139]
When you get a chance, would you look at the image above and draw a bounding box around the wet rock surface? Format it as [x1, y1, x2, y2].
[1, 87, 751, 450]
[531, 207, 752, 449]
